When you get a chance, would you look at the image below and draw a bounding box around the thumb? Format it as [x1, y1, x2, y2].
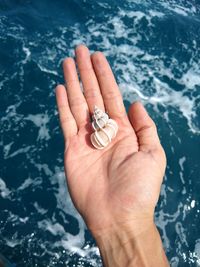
[128, 102, 161, 152]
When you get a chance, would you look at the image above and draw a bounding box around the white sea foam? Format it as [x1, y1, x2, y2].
[4, 239, 22, 248]
[3, 141, 14, 158]
[22, 46, 31, 64]
[156, 202, 183, 250]
[179, 157, 186, 187]
[25, 114, 50, 141]
[179, 157, 186, 171]
[4, 146, 31, 159]
[194, 240, 200, 265]
[159, 0, 198, 16]
[181, 69, 200, 89]
[34, 163, 53, 176]
[0, 75, 9, 91]
[33, 202, 48, 215]
[170, 257, 179, 267]
[191, 200, 195, 208]
[37, 64, 58, 76]
[165, 5, 188, 16]
[149, 10, 165, 18]
[38, 219, 86, 253]
[175, 221, 188, 246]
[18, 177, 42, 191]
[0, 178, 11, 198]
[42, 168, 100, 260]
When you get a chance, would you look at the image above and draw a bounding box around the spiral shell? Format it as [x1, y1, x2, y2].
[90, 106, 118, 149]
[92, 106, 109, 131]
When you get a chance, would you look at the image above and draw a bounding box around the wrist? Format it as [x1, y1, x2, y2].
[92, 221, 169, 267]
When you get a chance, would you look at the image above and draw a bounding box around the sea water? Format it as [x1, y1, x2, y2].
[0, 0, 200, 266]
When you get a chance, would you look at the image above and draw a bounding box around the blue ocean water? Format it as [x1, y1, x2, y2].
[0, 0, 200, 266]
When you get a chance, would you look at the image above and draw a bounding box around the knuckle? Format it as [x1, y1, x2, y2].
[66, 78, 79, 85]
[78, 65, 93, 72]
[136, 124, 155, 137]
[58, 105, 70, 116]
[69, 97, 86, 108]
[84, 88, 101, 99]
[60, 116, 73, 124]
[103, 90, 121, 100]
[98, 68, 111, 78]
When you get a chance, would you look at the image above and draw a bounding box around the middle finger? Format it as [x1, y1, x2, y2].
[75, 45, 105, 114]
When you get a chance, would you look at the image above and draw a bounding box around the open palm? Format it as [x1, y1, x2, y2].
[56, 45, 166, 236]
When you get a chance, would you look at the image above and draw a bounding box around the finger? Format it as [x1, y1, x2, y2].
[63, 57, 90, 128]
[75, 45, 105, 113]
[128, 102, 161, 152]
[91, 52, 126, 119]
[55, 85, 78, 140]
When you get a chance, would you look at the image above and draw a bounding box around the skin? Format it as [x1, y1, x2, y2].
[55, 44, 169, 266]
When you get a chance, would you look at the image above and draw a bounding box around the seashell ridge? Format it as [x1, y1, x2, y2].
[90, 106, 118, 149]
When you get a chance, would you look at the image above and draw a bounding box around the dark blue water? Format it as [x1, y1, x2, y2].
[0, 0, 200, 266]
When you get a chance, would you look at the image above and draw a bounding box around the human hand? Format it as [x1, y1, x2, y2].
[55, 45, 167, 264]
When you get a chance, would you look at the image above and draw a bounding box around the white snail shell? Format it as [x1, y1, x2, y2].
[92, 106, 109, 131]
[90, 106, 118, 149]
